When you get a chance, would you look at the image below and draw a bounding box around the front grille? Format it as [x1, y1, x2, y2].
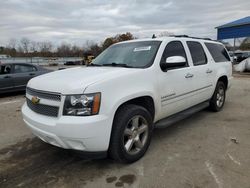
[26, 87, 61, 101]
[26, 98, 59, 117]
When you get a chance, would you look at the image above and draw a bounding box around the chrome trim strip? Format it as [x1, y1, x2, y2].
[13, 85, 26, 88]
[26, 87, 61, 101]
[0, 85, 26, 90]
[161, 93, 176, 100]
[26, 93, 61, 107]
[0, 86, 13, 90]
[161, 84, 213, 102]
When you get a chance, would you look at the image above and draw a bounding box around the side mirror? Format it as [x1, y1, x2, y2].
[161, 56, 186, 71]
[166, 56, 186, 65]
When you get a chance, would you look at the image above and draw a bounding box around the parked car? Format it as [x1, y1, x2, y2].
[234, 51, 250, 63]
[0, 62, 51, 94]
[64, 60, 84, 65]
[234, 57, 250, 72]
[22, 36, 232, 163]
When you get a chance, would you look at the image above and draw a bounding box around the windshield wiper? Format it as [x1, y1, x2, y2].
[87, 63, 102, 67]
[102, 62, 133, 68]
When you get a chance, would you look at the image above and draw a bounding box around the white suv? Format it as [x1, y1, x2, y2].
[22, 36, 232, 163]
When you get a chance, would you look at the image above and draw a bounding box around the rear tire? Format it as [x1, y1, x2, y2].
[109, 104, 153, 163]
[209, 81, 226, 112]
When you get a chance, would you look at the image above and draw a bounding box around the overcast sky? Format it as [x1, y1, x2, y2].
[0, 0, 249, 46]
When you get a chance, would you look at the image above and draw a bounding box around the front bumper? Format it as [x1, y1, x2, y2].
[22, 102, 113, 152]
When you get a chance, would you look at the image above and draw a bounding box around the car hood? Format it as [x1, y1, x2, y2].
[27, 66, 140, 94]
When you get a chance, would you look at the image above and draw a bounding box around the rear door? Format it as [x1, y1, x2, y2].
[12, 64, 38, 90]
[204, 42, 232, 87]
[0, 64, 14, 93]
[185, 41, 214, 104]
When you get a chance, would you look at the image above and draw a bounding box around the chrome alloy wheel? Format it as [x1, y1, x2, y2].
[216, 87, 225, 108]
[123, 115, 149, 155]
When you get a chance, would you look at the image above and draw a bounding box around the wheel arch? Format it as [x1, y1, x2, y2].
[113, 96, 156, 122]
[217, 75, 228, 89]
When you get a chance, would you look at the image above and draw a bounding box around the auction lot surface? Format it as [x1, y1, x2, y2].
[0, 77, 250, 188]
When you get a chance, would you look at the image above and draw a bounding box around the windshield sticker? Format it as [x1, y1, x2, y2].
[134, 46, 151, 52]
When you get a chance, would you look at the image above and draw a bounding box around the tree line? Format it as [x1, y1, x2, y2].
[3, 31, 247, 57]
[239, 38, 250, 51]
[0, 32, 135, 58]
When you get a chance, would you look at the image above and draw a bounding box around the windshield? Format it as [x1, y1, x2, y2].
[92, 41, 161, 68]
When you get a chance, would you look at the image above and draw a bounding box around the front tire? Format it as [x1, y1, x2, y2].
[109, 104, 153, 163]
[209, 81, 226, 112]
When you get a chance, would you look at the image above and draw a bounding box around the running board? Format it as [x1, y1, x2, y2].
[154, 101, 209, 129]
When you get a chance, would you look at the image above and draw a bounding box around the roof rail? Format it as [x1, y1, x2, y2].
[171, 35, 189, 38]
[170, 35, 212, 41]
[189, 36, 212, 41]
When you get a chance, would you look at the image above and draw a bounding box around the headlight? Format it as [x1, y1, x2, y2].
[63, 93, 101, 116]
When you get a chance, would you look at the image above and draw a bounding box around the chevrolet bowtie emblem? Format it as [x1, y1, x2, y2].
[31, 96, 40, 104]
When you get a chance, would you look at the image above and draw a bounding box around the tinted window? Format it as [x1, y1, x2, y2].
[0, 65, 12, 74]
[14, 65, 36, 73]
[205, 43, 230, 62]
[161, 41, 188, 70]
[242, 52, 250, 58]
[187, 41, 207, 66]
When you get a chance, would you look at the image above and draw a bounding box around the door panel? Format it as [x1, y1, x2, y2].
[159, 67, 195, 118]
[13, 64, 37, 89]
[0, 65, 14, 92]
[189, 65, 213, 104]
[186, 41, 214, 104]
[0, 74, 14, 92]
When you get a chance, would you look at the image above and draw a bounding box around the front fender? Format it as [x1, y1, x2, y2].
[84, 69, 159, 123]
[112, 92, 156, 116]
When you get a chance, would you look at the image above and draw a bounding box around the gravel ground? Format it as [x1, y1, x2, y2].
[0, 76, 250, 188]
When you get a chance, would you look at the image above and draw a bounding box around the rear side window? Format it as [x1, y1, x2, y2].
[14, 65, 37, 73]
[187, 41, 207, 66]
[205, 43, 230, 62]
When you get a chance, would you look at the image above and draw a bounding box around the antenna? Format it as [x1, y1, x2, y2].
[152, 34, 156, 39]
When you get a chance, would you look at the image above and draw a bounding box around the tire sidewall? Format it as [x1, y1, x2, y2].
[211, 81, 226, 111]
[110, 105, 153, 163]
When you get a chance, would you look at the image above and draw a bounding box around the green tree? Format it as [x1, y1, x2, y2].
[239, 37, 250, 51]
[102, 32, 135, 50]
[0, 46, 4, 54]
[102, 37, 116, 50]
[116, 32, 135, 42]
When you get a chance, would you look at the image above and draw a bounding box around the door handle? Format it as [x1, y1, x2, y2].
[29, 73, 35, 76]
[185, 73, 194, 78]
[3, 75, 11, 79]
[206, 69, 213, 74]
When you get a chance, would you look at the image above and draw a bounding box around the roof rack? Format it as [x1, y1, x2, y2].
[170, 35, 212, 41]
